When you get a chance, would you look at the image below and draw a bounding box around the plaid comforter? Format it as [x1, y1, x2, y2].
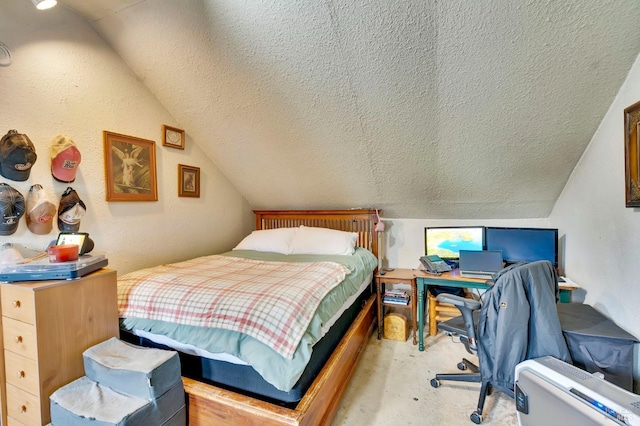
[118, 255, 348, 359]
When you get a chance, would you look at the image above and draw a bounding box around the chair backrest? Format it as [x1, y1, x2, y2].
[490, 260, 559, 303]
[477, 260, 571, 396]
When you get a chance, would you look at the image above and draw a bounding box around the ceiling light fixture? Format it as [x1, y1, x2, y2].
[0, 42, 11, 67]
[31, 0, 57, 10]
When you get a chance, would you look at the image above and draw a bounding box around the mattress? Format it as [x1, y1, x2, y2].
[118, 248, 377, 402]
[122, 286, 371, 404]
[130, 273, 372, 366]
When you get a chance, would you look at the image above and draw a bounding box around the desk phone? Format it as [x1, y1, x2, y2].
[419, 255, 452, 274]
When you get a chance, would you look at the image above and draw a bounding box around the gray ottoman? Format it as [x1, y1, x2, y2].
[83, 337, 182, 399]
[49, 376, 186, 426]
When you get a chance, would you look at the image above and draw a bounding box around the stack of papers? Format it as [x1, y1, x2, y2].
[558, 276, 579, 288]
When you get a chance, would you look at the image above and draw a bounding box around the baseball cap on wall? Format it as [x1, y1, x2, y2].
[50, 135, 81, 183]
[58, 187, 86, 232]
[0, 129, 37, 181]
[0, 183, 25, 236]
[26, 184, 56, 235]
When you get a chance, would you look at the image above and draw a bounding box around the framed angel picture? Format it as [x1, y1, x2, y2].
[103, 131, 158, 201]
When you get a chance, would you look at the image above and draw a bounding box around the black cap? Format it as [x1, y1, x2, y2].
[58, 187, 86, 232]
[0, 130, 37, 181]
[0, 183, 25, 235]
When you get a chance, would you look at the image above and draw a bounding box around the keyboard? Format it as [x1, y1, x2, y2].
[459, 271, 495, 280]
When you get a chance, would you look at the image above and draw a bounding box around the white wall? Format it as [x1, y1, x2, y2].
[551, 52, 640, 349]
[551, 51, 640, 389]
[0, 1, 254, 275]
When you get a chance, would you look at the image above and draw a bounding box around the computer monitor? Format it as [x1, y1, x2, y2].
[424, 226, 485, 260]
[485, 227, 558, 268]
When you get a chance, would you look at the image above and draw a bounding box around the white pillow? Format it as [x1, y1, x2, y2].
[232, 227, 297, 254]
[289, 226, 358, 255]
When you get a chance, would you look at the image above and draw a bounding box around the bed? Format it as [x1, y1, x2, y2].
[118, 209, 381, 425]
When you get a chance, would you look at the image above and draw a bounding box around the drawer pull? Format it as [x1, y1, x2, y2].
[12, 300, 21, 308]
[14, 336, 22, 343]
[17, 370, 25, 379]
[20, 404, 27, 413]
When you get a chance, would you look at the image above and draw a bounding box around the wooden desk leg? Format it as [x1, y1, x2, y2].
[411, 281, 418, 345]
[376, 278, 383, 340]
[418, 282, 425, 351]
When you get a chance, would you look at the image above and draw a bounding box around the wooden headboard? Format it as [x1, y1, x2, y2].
[253, 209, 380, 259]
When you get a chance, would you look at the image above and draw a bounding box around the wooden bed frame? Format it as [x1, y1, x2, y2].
[183, 209, 380, 425]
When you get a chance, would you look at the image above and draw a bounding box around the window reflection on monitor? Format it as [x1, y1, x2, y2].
[425, 226, 485, 260]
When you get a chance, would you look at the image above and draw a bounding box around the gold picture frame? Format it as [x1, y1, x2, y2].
[178, 164, 200, 198]
[103, 131, 158, 201]
[624, 101, 640, 207]
[162, 124, 185, 150]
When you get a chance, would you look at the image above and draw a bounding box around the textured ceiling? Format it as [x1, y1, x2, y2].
[60, 0, 640, 218]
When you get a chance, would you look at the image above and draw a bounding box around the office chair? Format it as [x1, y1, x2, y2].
[429, 261, 571, 424]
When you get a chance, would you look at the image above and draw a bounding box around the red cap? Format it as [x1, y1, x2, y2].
[50, 135, 81, 183]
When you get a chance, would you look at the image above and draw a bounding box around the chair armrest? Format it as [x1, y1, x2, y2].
[436, 293, 481, 311]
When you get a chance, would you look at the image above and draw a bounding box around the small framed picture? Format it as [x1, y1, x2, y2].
[103, 131, 158, 202]
[178, 164, 200, 198]
[162, 124, 185, 150]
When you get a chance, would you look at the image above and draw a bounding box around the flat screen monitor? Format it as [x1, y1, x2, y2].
[424, 226, 485, 260]
[485, 227, 558, 267]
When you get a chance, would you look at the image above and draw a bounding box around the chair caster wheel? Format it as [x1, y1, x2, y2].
[430, 378, 440, 388]
[470, 412, 482, 424]
[457, 362, 467, 370]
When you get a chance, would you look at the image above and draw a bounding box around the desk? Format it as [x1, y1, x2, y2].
[415, 270, 577, 351]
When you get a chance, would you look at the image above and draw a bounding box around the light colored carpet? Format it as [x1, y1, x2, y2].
[333, 331, 519, 426]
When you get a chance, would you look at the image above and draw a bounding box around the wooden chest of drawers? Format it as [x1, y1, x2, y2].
[0, 269, 118, 425]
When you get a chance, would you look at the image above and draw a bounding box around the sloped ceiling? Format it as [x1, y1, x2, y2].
[60, 0, 640, 218]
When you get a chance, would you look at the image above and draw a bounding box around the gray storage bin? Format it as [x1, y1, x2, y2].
[83, 337, 181, 400]
[50, 376, 185, 426]
[557, 303, 638, 391]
